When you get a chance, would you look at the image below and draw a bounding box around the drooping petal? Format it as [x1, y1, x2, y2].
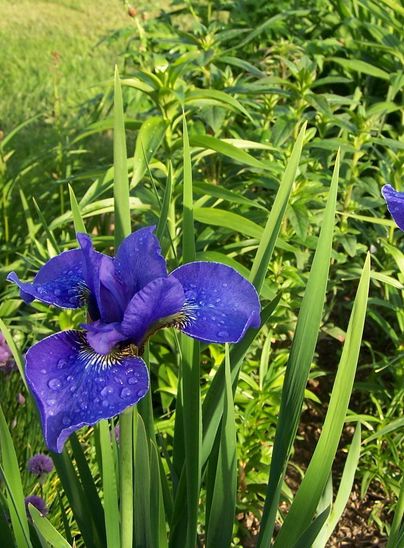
[7, 250, 86, 308]
[382, 184, 404, 231]
[115, 226, 168, 301]
[82, 320, 127, 355]
[26, 330, 149, 453]
[120, 277, 185, 345]
[171, 261, 261, 343]
[77, 234, 125, 322]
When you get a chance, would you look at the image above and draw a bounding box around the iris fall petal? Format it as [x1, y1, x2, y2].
[26, 330, 149, 453]
[382, 184, 404, 231]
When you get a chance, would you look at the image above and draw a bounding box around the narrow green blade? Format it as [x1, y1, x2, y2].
[113, 65, 131, 247]
[133, 412, 152, 548]
[29, 505, 71, 548]
[293, 506, 331, 548]
[182, 114, 196, 263]
[0, 405, 31, 548]
[131, 116, 166, 188]
[206, 345, 237, 548]
[99, 420, 121, 548]
[313, 424, 362, 547]
[257, 152, 340, 546]
[274, 255, 370, 546]
[250, 123, 306, 293]
[68, 184, 86, 233]
[150, 441, 168, 548]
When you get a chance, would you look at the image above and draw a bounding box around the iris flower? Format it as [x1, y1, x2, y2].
[8, 227, 260, 453]
[382, 184, 404, 231]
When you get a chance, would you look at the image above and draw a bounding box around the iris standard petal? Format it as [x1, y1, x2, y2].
[7, 250, 86, 308]
[171, 261, 261, 343]
[382, 184, 404, 231]
[120, 277, 185, 345]
[77, 233, 125, 322]
[115, 226, 168, 301]
[26, 330, 149, 453]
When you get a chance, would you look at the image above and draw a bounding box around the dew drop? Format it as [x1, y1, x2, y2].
[54, 288, 61, 296]
[120, 387, 132, 399]
[80, 401, 88, 411]
[222, 282, 228, 288]
[100, 386, 113, 397]
[136, 388, 146, 398]
[62, 416, 71, 426]
[128, 377, 138, 385]
[40, 368, 47, 374]
[47, 399, 56, 407]
[57, 359, 67, 369]
[217, 330, 229, 338]
[48, 378, 62, 391]
[66, 375, 73, 382]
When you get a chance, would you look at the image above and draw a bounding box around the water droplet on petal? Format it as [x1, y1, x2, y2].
[80, 401, 88, 411]
[100, 386, 113, 397]
[54, 289, 61, 296]
[120, 387, 132, 399]
[222, 282, 228, 288]
[217, 330, 229, 338]
[57, 359, 67, 369]
[40, 369, 47, 374]
[136, 388, 147, 398]
[48, 378, 62, 391]
[128, 377, 138, 385]
[62, 416, 71, 426]
[47, 399, 56, 407]
[67, 375, 73, 382]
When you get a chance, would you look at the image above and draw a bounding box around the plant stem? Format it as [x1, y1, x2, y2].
[119, 408, 134, 548]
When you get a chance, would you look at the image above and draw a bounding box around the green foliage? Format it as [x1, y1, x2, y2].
[0, 0, 403, 546]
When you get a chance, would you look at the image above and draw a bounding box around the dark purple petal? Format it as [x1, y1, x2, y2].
[25, 495, 48, 517]
[7, 250, 86, 309]
[26, 330, 149, 453]
[120, 277, 185, 345]
[77, 234, 125, 322]
[115, 226, 168, 301]
[82, 320, 127, 355]
[171, 261, 261, 343]
[382, 184, 404, 231]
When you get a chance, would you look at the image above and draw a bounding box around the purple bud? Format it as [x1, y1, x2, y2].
[27, 453, 54, 477]
[25, 495, 48, 517]
[0, 332, 11, 365]
[114, 424, 120, 442]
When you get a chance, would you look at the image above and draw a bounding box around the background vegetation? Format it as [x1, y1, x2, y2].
[0, 0, 403, 546]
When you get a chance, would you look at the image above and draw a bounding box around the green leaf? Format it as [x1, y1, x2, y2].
[133, 412, 152, 548]
[274, 255, 370, 546]
[257, 152, 340, 547]
[68, 185, 86, 233]
[329, 58, 390, 80]
[250, 123, 306, 293]
[293, 507, 331, 548]
[0, 405, 31, 548]
[182, 114, 196, 263]
[29, 505, 71, 548]
[313, 424, 362, 547]
[131, 116, 166, 188]
[206, 345, 237, 548]
[185, 89, 251, 119]
[0, 319, 27, 390]
[98, 421, 120, 548]
[194, 207, 262, 239]
[156, 162, 173, 241]
[150, 441, 168, 548]
[190, 135, 270, 171]
[113, 65, 131, 247]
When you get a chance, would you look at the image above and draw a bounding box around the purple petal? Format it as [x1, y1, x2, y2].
[121, 277, 185, 345]
[82, 320, 127, 355]
[382, 184, 404, 231]
[115, 227, 168, 301]
[77, 234, 125, 322]
[7, 250, 86, 308]
[26, 330, 149, 453]
[171, 261, 261, 343]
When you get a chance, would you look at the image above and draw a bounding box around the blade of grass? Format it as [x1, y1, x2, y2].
[99, 420, 121, 548]
[0, 318, 27, 390]
[257, 151, 340, 547]
[249, 123, 306, 292]
[0, 405, 31, 548]
[274, 255, 370, 546]
[114, 65, 134, 548]
[293, 506, 331, 548]
[150, 441, 168, 548]
[28, 505, 71, 548]
[313, 424, 362, 547]
[387, 477, 404, 548]
[133, 412, 152, 548]
[68, 184, 86, 233]
[205, 344, 237, 548]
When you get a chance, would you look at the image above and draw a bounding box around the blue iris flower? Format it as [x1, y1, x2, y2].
[382, 185, 404, 231]
[8, 227, 260, 453]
